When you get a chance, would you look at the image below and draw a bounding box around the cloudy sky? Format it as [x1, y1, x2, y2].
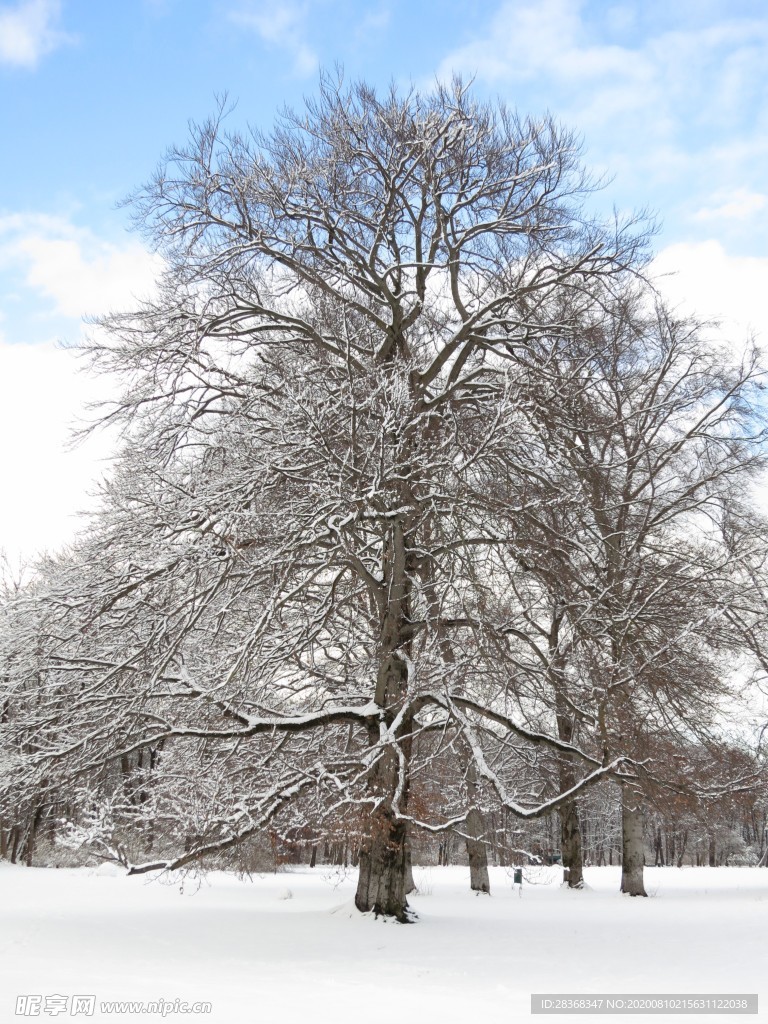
[1, 0, 766, 564]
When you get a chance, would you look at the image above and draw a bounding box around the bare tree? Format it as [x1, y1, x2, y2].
[491, 285, 766, 895]
[2, 77, 654, 919]
[8, 78, 762, 925]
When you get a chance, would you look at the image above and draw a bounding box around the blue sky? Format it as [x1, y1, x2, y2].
[1, 0, 767, 562]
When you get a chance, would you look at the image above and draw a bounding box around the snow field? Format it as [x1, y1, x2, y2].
[0, 863, 765, 1024]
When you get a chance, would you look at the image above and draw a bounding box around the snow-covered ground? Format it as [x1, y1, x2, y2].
[1, 862, 764, 1023]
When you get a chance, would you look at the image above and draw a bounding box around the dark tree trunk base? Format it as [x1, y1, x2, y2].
[355, 811, 412, 922]
[559, 796, 584, 889]
[562, 868, 585, 889]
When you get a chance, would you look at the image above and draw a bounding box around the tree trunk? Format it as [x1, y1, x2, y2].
[676, 828, 688, 868]
[354, 629, 412, 920]
[462, 756, 490, 894]
[355, 809, 410, 920]
[404, 836, 416, 894]
[559, 797, 584, 888]
[353, 471, 415, 920]
[465, 808, 491, 894]
[620, 787, 647, 896]
[654, 825, 664, 866]
[9, 826, 20, 865]
[551, 617, 585, 890]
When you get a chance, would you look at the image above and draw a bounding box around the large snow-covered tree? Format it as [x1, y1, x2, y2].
[2, 77, 653, 919]
[3, 77, 764, 921]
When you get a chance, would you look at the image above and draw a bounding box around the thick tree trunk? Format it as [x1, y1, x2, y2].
[355, 809, 410, 920]
[465, 807, 491, 894]
[551, 615, 585, 890]
[352, 440, 416, 920]
[620, 787, 647, 896]
[462, 757, 490, 894]
[558, 797, 584, 888]
[354, 604, 413, 921]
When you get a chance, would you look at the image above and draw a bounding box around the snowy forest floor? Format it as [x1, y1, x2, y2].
[1, 863, 765, 1023]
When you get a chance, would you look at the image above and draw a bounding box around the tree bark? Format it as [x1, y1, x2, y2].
[558, 797, 584, 888]
[354, 502, 412, 919]
[353, 514, 414, 922]
[654, 825, 664, 866]
[9, 826, 20, 865]
[465, 807, 491, 894]
[676, 828, 688, 868]
[620, 787, 647, 896]
[404, 835, 416, 895]
[355, 808, 410, 920]
[551, 612, 585, 889]
[462, 755, 490, 894]
[554, 733, 584, 887]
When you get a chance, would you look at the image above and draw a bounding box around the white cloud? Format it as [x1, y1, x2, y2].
[229, 1, 317, 77]
[652, 240, 768, 351]
[0, 0, 72, 68]
[16, 235, 158, 319]
[693, 188, 767, 223]
[436, 0, 768, 112]
[433, 0, 768, 193]
[0, 213, 161, 320]
[0, 335, 116, 566]
[0, 213, 157, 563]
[435, 0, 652, 97]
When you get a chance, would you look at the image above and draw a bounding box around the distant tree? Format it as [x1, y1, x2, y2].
[483, 284, 766, 894]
